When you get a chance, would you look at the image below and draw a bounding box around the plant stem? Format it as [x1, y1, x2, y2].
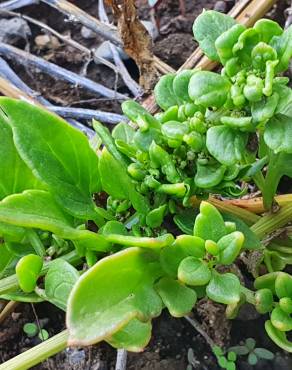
[0, 330, 68, 370]
[251, 203, 292, 239]
[184, 315, 215, 348]
[240, 286, 256, 305]
[26, 230, 46, 257]
[0, 250, 80, 295]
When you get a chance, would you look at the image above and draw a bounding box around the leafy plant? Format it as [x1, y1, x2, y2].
[23, 322, 49, 342]
[0, 9, 291, 369]
[229, 337, 274, 365]
[213, 346, 237, 370]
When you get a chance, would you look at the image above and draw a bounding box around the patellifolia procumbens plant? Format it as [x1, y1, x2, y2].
[1, 10, 292, 367]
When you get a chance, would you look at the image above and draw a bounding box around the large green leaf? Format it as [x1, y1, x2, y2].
[206, 126, 247, 165]
[67, 248, 163, 345]
[99, 148, 149, 214]
[193, 10, 236, 61]
[0, 98, 100, 220]
[0, 190, 110, 251]
[264, 114, 292, 153]
[0, 115, 41, 200]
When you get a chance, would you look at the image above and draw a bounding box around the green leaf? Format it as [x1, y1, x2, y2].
[248, 352, 258, 366]
[265, 320, 292, 353]
[160, 235, 205, 277]
[173, 209, 197, 235]
[206, 126, 247, 165]
[155, 277, 197, 317]
[217, 231, 244, 265]
[275, 272, 292, 299]
[206, 271, 241, 305]
[101, 221, 128, 236]
[222, 213, 261, 250]
[0, 190, 111, 252]
[270, 25, 292, 72]
[275, 85, 292, 117]
[195, 163, 226, 189]
[193, 10, 236, 61]
[0, 243, 14, 278]
[42, 259, 79, 310]
[264, 114, 292, 153]
[0, 115, 42, 200]
[262, 151, 292, 209]
[0, 98, 100, 220]
[193, 201, 226, 242]
[112, 122, 135, 144]
[16, 254, 43, 293]
[188, 71, 231, 108]
[245, 337, 255, 350]
[99, 148, 149, 214]
[253, 348, 274, 360]
[23, 323, 38, 337]
[228, 345, 249, 356]
[254, 18, 283, 43]
[0, 291, 44, 303]
[271, 306, 292, 331]
[173, 70, 195, 103]
[67, 248, 163, 345]
[146, 205, 167, 228]
[178, 257, 211, 286]
[154, 74, 178, 111]
[106, 319, 152, 352]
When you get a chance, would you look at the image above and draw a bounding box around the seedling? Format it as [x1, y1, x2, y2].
[23, 322, 49, 342]
[229, 338, 274, 365]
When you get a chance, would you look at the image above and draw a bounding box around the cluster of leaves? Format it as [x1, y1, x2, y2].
[23, 322, 49, 342]
[112, 10, 292, 211]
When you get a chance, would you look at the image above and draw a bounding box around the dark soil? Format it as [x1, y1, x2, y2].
[0, 0, 292, 369]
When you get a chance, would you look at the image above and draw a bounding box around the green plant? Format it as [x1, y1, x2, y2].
[111, 11, 292, 211]
[229, 337, 274, 365]
[23, 322, 49, 342]
[213, 346, 237, 370]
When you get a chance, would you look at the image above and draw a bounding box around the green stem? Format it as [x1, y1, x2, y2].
[251, 203, 292, 239]
[0, 250, 80, 295]
[103, 233, 174, 249]
[26, 230, 46, 257]
[0, 330, 68, 370]
[241, 286, 256, 305]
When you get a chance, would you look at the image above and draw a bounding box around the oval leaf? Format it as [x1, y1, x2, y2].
[206, 271, 241, 305]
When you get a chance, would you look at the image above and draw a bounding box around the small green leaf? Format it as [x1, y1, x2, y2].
[99, 148, 149, 214]
[106, 318, 152, 352]
[193, 10, 236, 61]
[195, 163, 226, 189]
[16, 254, 43, 293]
[218, 355, 228, 368]
[23, 323, 38, 337]
[160, 235, 205, 277]
[212, 345, 224, 357]
[67, 248, 163, 345]
[146, 205, 167, 228]
[193, 201, 226, 242]
[38, 329, 49, 341]
[43, 259, 79, 310]
[101, 221, 128, 236]
[154, 74, 178, 110]
[173, 70, 195, 103]
[255, 288, 274, 314]
[206, 126, 247, 165]
[112, 122, 135, 144]
[248, 352, 258, 365]
[189, 72, 231, 108]
[245, 337, 256, 350]
[227, 351, 237, 362]
[178, 257, 211, 286]
[275, 272, 292, 299]
[228, 345, 249, 356]
[206, 271, 241, 305]
[155, 277, 197, 317]
[271, 306, 292, 332]
[217, 231, 244, 265]
[253, 348, 274, 360]
[264, 114, 292, 153]
[265, 320, 292, 353]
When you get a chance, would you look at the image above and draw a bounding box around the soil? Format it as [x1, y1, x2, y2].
[0, 0, 292, 369]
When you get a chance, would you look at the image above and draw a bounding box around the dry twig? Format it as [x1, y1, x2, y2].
[115, 349, 127, 370]
[0, 42, 127, 100]
[0, 0, 38, 11]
